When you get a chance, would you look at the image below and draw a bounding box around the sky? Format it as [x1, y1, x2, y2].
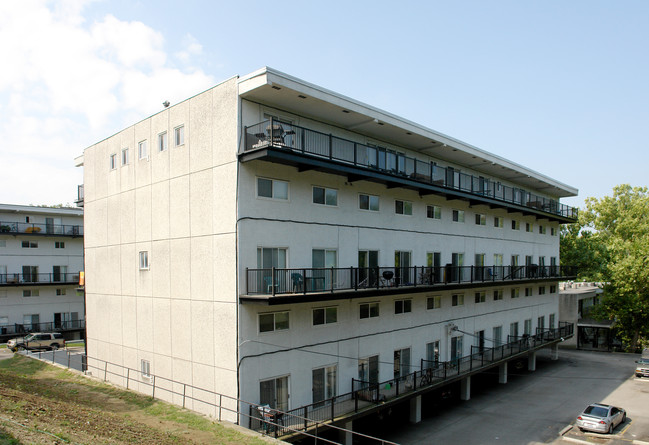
[1, 0, 647, 209]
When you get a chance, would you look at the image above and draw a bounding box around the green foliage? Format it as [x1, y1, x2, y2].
[580, 185, 649, 350]
[559, 218, 606, 280]
[0, 355, 48, 375]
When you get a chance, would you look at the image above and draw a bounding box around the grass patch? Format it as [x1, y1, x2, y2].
[0, 355, 48, 375]
[0, 428, 22, 445]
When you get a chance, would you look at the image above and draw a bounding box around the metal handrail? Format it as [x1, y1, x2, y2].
[243, 119, 577, 220]
[0, 220, 83, 236]
[0, 273, 81, 285]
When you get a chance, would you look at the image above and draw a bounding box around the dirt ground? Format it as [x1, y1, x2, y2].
[0, 354, 270, 445]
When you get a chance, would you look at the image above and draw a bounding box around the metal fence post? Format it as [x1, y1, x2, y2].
[152, 375, 156, 399]
[183, 384, 187, 408]
[219, 394, 222, 421]
[126, 368, 130, 389]
[104, 361, 108, 381]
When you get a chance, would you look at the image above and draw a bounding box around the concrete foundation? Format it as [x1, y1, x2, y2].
[409, 395, 422, 424]
[339, 420, 353, 445]
[460, 376, 471, 401]
[499, 362, 508, 384]
[528, 351, 537, 371]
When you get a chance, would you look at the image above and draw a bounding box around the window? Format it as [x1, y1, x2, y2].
[493, 326, 503, 347]
[550, 285, 557, 293]
[358, 356, 379, 384]
[452, 209, 465, 222]
[109, 153, 117, 170]
[394, 299, 412, 314]
[525, 287, 533, 297]
[395, 200, 412, 215]
[121, 148, 129, 165]
[55, 242, 65, 249]
[426, 205, 441, 220]
[138, 140, 148, 159]
[549, 313, 556, 329]
[539, 225, 546, 235]
[524, 319, 532, 335]
[23, 290, 39, 297]
[427, 295, 441, 310]
[475, 213, 486, 225]
[493, 289, 503, 301]
[174, 125, 185, 146]
[551, 227, 556, 236]
[511, 288, 520, 299]
[259, 311, 289, 333]
[313, 186, 337, 206]
[158, 131, 168, 152]
[139, 251, 149, 270]
[56, 288, 66, 296]
[538, 316, 545, 331]
[360, 302, 379, 319]
[313, 306, 337, 325]
[526, 222, 533, 233]
[539, 286, 546, 295]
[260, 376, 289, 411]
[510, 322, 519, 339]
[359, 194, 379, 211]
[494, 216, 503, 228]
[452, 294, 464, 306]
[257, 177, 288, 200]
[394, 348, 411, 379]
[22, 241, 38, 248]
[474, 291, 486, 303]
[141, 359, 151, 378]
[511, 220, 520, 230]
[312, 365, 337, 404]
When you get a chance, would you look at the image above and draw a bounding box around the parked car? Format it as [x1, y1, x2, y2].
[576, 403, 626, 434]
[7, 333, 65, 352]
[635, 348, 649, 377]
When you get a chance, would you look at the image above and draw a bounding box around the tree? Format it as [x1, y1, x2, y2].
[559, 218, 606, 281]
[580, 185, 649, 350]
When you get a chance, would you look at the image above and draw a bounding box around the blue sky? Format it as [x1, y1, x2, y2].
[1, 0, 647, 209]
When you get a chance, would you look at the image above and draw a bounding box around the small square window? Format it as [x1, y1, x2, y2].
[395, 200, 413, 215]
[493, 290, 503, 301]
[475, 214, 486, 225]
[259, 311, 290, 332]
[525, 287, 533, 297]
[121, 148, 129, 165]
[452, 294, 464, 306]
[474, 291, 486, 303]
[539, 225, 546, 234]
[23, 290, 39, 297]
[512, 220, 520, 230]
[539, 286, 546, 295]
[452, 210, 465, 223]
[427, 295, 441, 310]
[550, 285, 557, 293]
[109, 153, 117, 170]
[139, 251, 149, 270]
[359, 194, 379, 211]
[138, 140, 148, 160]
[174, 126, 185, 146]
[22, 241, 38, 248]
[494, 217, 503, 228]
[56, 288, 66, 296]
[141, 359, 151, 378]
[55, 242, 65, 249]
[313, 187, 337, 206]
[257, 178, 288, 200]
[551, 227, 556, 236]
[158, 132, 168, 152]
[526, 223, 533, 233]
[394, 299, 412, 314]
[426, 205, 441, 220]
[313, 306, 337, 325]
[511, 288, 520, 298]
[360, 302, 380, 319]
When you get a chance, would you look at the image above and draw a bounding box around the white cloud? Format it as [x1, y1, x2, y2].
[0, 0, 215, 205]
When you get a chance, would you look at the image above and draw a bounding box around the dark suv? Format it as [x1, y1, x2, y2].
[7, 333, 65, 352]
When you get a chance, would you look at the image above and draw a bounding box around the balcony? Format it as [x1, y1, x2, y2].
[0, 273, 81, 287]
[75, 184, 84, 207]
[241, 120, 578, 223]
[0, 220, 83, 237]
[249, 323, 574, 440]
[242, 265, 577, 303]
[0, 320, 85, 338]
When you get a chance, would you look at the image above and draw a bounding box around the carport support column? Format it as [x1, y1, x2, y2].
[339, 420, 353, 445]
[409, 395, 422, 424]
[550, 343, 559, 360]
[528, 351, 537, 371]
[460, 376, 471, 401]
[499, 361, 508, 384]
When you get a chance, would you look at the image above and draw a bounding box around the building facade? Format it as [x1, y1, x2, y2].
[78, 68, 577, 429]
[0, 204, 84, 341]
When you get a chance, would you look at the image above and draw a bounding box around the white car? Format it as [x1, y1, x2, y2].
[576, 403, 626, 434]
[7, 332, 65, 352]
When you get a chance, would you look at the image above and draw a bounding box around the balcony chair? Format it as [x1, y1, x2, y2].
[290, 273, 303, 292]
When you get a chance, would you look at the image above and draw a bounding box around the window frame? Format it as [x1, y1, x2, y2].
[494, 216, 504, 228]
[141, 359, 151, 378]
[511, 220, 520, 230]
[493, 289, 503, 301]
[451, 294, 464, 306]
[475, 213, 486, 225]
[55, 241, 65, 249]
[511, 288, 520, 299]
[394, 298, 412, 314]
[109, 153, 117, 170]
[312, 306, 338, 326]
[426, 205, 441, 220]
[474, 291, 486, 303]
[312, 186, 338, 206]
[257, 177, 289, 201]
[452, 209, 465, 223]
[121, 148, 129, 165]
[138, 140, 148, 160]
[259, 311, 290, 333]
[139, 251, 149, 270]
[359, 302, 380, 319]
[395, 200, 413, 216]
[158, 131, 168, 152]
[359, 193, 380, 212]
[427, 295, 441, 310]
[174, 125, 185, 147]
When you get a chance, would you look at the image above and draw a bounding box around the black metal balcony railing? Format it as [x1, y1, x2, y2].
[249, 322, 574, 438]
[0, 273, 81, 286]
[246, 265, 576, 296]
[244, 119, 578, 221]
[0, 220, 83, 236]
[0, 320, 85, 336]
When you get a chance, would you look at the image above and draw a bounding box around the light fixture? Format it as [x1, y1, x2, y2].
[342, 110, 350, 113]
[272, 86, 281, 90]
[162, 101, 170, 108]
[298, 95, 307, 99]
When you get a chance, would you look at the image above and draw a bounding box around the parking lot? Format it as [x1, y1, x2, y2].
[360, 349, 647, 445]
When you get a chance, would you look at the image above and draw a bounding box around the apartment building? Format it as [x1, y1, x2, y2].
[77, 67, 578, 434]
[0, 204, 84, 342]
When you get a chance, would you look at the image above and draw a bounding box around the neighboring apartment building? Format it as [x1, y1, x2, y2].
[0, 204, 85, 342]
[77, 67, 578, 431]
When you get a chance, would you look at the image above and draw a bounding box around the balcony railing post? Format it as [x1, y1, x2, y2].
[376, 267, 380, 289]
[329, 134, 333, 159]
[243, 125, 247, 151]
[303, 269, 307, 295]
[353, 142, 357, 165]
[414, 265, 417, 287]
[271, 267, 276, 296]
[351, 266, 356, 291]
[245, 267, 249, 294]
[330, 267, 334, 293]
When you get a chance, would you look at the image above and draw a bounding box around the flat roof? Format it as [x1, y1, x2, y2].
[0, 203, 83, 217]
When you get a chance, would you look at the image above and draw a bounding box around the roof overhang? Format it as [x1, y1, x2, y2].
[238, 67, 578, 198]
